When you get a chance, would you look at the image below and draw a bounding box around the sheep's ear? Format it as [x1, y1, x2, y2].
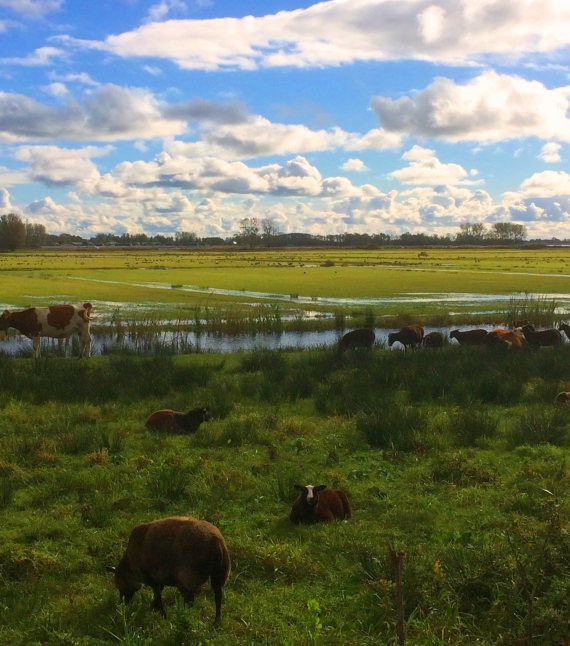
[106, 566, 116, 574]
[315, 485, 327, 492]
[293, 484, 303, 491]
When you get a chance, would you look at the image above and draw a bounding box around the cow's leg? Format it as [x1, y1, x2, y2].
[32, 336, 41, 358]
[79, 330, 92, 358]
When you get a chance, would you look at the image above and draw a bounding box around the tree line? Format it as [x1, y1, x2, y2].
[0, 212, 538, 251]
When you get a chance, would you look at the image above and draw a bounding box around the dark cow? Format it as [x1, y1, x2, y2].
[338, 328, 375, 351]
[388, 325, 424, 349]
[521, 325, 562, 347]
[422, 331, 444, 348]
[0, 303, 93, 358]
[449, 329, 489, 346]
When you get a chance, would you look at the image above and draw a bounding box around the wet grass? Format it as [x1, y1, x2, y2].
[1, 347, 570, 644]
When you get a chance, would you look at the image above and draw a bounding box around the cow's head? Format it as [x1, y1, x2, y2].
[0, 310, 12, 331]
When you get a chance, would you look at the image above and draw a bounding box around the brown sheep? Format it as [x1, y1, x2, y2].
[555, 392, 570, 405]
[422, 331, 444, 348]
[107, 516, 230, 622]
[289, 484, 352, 524]
[338, 328, 375, 351]
[388, 325, 424, 350]
[449, 329, 489, 346]
[521, 325, 562, 347]
[145, 407, 211, 434]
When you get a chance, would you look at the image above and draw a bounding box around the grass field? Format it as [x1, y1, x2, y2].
[1, 347, 570, 645]
[2, 247, 570, 329]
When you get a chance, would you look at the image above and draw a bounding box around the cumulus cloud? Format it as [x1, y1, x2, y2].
[0, 85, 187, 142]
[168, 117, 399, 160]
[372, 71, 570, 143]
[539, 142, 562, 163]
[390, 146, 478, 186]
[58, 0, 570, 70]
[15, 145, 113, 187]
[342, 158, 368, 172]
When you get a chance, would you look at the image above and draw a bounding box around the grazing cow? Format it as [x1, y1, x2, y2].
[145, 407, 211, 434]
[486, 328, 526, 349]
[512, 319, 530, 329]
[338, 328, 375, 351]
[388, 325, 424, 350]
[290, 484, 352, 525]
[555, 392, 570, 405]
[423, 331, 444, 349]
[0, 303, 93, 358]
[107, 516, 230, 622]
[521, 325, 562, 347]
[558, 322, 570, 341]
[449, 329, 489, 346]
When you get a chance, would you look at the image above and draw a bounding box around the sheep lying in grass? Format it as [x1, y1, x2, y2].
[107, 516, 230, 622]
[290, 484, 352, 524]
[145, 407, 211, 434]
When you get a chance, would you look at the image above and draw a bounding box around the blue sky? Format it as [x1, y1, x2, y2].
[1, 0, 570, 239]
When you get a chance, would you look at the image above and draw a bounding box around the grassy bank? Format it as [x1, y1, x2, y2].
[1, 347, 570, 645]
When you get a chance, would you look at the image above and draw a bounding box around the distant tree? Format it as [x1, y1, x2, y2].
[175, 231, 198, 246]
[25, 222, 47, 248]
[0, 213, 26, 250]
[490, 222, 527, 242]
[238, 217, 260, 248]
[261, 218, 280, 246]
[456, 222, 489, 244]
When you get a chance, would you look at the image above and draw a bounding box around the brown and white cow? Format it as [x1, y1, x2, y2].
[0, 303, 93, 358]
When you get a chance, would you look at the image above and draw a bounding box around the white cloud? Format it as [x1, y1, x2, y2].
[145, 0, 187, 23]
[0, 187, 14, 211]
[41, 82, 68, 97]
[0, 85, 188, 142]
[0, 0, 62, 17]
[390, 146, 478, 186]
[539, 142, 562, 163]
[15, 145, 113, 187]
[372, 71, 570, 143]
[59, 0, 570, 71]
[0, 46, 65, 66]
[342, 158, 368, 172]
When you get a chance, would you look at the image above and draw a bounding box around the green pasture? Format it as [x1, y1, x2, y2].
[2, 248, 570, 325]
[1, 347, 570, 645]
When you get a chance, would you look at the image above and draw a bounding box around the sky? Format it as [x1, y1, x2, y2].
[1, 0, 570, 240]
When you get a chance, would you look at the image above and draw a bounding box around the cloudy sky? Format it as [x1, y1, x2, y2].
[1, 0, 570, 239]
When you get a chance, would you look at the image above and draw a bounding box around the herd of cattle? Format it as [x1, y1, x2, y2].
[339, 320, 570, 351]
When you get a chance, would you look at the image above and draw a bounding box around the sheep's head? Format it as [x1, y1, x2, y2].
[387, 333, 396, 347]
[106, 561, 141, 603]
[294, 484, 326, 507]
[449, 330, 459, 340]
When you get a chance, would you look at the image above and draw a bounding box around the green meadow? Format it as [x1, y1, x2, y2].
[1, 348, 570, 645]
[2, 247, 570, 326]
[2, 248, 570, 645]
